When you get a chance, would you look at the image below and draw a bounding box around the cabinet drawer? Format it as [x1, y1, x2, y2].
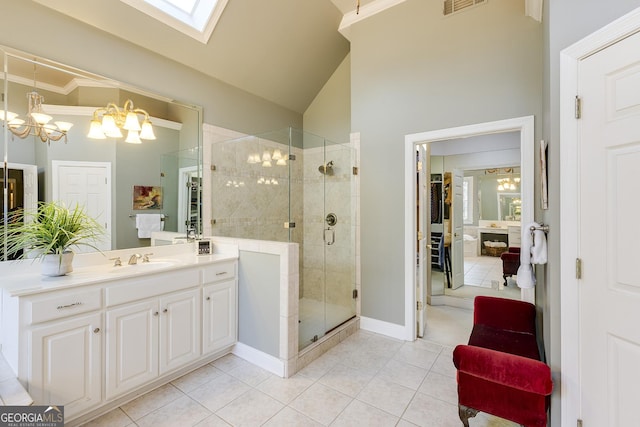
[202, 261, 236, 284]
[105, 268, 199, 307]
[28, 288, 102, 324]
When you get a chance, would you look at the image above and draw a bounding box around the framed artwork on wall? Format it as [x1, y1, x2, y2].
[133, 185, 163, 210]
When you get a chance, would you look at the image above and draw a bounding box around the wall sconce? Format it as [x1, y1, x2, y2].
[87, 99, 156, 144]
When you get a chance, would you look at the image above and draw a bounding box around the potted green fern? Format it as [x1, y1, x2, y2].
[1, 201, 105, 276]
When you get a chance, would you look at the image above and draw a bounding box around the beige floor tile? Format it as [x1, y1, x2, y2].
[331, 399, 399, 427]
[227, 361, 274, 387]
[317, 362, 376, 397]
[396, 419, 420, 427]
[475, 412, 521, 426]
[394, 343, 440, 370]
[188, 373, 250, 412]
[216, 389, 284, 426]
[261, 407, 323, 427]
[210, 353, 246, 373]
[135, 395, 211, 427]
[356, 376, 415, 417]
[194, 413, 232, 426]
[289, 383, 352, 425]
[256, 374, 314, 404]
[402, 392, 460, 427]
[296, 352, 341, 381]
[417, 371, 458, 405]
[120, 383, 184, 421]
[430, 352, 457, 378]
[376, 359, 429, 390]
[171, 364, 223, 393]
[81, 408, 133, 427]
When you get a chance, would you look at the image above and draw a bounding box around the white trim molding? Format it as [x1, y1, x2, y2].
[359, 316, 412, 341]
[339, 0, 408, 40]
[559, 7, 640, 427]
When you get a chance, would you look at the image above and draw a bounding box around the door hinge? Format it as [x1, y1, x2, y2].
[210, 219, 216, 225]
[576, 258, 582, 279]
[352, 289, 358, 299]
[352, 166, 359, 175]
[417, 300, 423, 310]
[210, 165, 217, 171]
[577, 419, 583, 427]
[575, 96, 582, 119]
[288, 154, 296, 161]
[284, 222, 296, 229]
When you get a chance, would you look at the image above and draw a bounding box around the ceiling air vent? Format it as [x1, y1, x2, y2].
[444, 0, 486, 16]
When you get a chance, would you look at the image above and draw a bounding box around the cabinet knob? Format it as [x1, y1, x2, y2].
[93, 328, 100, 334]
[163, 308, 168, 313]
[206, 297, 211, 301]
[154, 311, 159, 316]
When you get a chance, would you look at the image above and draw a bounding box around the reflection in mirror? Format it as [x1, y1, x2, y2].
[497, 193, 521, 222]
[1, 46, 202, 260]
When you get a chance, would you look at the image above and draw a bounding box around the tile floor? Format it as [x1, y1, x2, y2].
[83, 305, 517, 427]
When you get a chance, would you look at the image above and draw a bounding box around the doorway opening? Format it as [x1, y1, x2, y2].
[405, 116, 535, 339]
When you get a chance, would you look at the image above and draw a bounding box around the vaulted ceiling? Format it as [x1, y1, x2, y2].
[33, 0, 369, 113]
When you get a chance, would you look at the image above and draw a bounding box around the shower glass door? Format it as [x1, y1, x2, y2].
[295, 130, 356, 350]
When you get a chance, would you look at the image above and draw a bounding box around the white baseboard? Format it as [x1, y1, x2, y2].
[359, 316, 412, 341]
[232, 342, 285, 377]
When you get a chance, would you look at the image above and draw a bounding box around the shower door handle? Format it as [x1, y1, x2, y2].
[324, 227, 335, 245]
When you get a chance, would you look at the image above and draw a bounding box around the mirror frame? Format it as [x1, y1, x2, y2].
[404, 115, 535, 340]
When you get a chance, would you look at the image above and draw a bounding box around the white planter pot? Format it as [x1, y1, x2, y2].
[41, 252, 74, 276]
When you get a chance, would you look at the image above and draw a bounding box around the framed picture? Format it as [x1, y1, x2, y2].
[133, 185, 163, 210]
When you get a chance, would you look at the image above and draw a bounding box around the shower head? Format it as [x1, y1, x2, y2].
[318, 161, 334, 175]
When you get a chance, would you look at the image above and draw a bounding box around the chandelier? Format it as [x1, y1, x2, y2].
[87, 99, 156, 144]
[0, 64, 74, 145]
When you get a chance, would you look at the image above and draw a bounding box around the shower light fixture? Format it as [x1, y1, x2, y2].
[247, 149, 287, 167]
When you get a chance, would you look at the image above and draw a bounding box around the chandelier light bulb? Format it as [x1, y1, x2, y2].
[0, 110, 18, 122]
[139, 120, 156, 140]
[87, 120, 106, 139]
[125, 130, 142, 144]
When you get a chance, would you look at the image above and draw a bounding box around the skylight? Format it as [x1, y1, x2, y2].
[120, 0, 228, 44]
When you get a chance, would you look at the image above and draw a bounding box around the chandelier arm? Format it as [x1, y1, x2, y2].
[8, 124, 32, 139]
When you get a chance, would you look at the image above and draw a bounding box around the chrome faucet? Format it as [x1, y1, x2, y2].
[128, 253, 142, 265]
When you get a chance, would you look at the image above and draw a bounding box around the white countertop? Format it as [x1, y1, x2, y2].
[0, 242, 238, 298]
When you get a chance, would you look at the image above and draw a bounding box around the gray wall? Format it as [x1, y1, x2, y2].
[545, 0, 640, 425]
[303, 54, 352, 145]
[350, 0, 543, 325]
[0, 1, 302, 135]
[237, 251, 281, 358]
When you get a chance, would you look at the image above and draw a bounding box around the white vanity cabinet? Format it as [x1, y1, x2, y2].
[202, 261, 238, 354]
[104, 269, 201, 399]
[30, 312, 102, 418]
[1, 251, 238, 425]
[6, 286, 105, 420]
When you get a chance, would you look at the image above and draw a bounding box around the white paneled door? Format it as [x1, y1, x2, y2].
[52, 160, 111, 251]
[578, 30, 640, 426]
[451, 169, 464, 289]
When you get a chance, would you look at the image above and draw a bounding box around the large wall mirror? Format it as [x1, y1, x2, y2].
[1, 46, 202, 260]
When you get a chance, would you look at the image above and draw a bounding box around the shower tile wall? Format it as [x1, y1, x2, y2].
[209, 137, 301, 242]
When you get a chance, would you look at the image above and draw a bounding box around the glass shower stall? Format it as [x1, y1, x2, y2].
[209, 127, 356, 350]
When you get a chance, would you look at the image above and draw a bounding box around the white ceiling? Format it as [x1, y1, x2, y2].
[33, 0, 354, 113]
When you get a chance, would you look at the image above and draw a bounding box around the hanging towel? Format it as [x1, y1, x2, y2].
[531, 224, 548, 264]
[136, 214, 164, 238]
[516, 222, 537, 289]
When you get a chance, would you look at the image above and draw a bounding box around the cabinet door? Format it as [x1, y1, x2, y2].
[30, 312, 102, 419]
[159, 289, 200, 374]
[106, 299, 158, 400]
[203, 280, 237, 354]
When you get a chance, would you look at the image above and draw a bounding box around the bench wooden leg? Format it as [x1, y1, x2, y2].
[458, 404, 479, 427]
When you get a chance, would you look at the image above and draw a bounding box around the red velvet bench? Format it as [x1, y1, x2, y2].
[452, 296, 553, 427]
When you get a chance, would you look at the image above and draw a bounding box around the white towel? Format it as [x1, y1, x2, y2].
[136, 214, 164, 238]
[516, 222, 537, 289]
[531, 225, 548, 265]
